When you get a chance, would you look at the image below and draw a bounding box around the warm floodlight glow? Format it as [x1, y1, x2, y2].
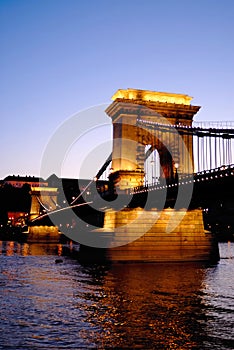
[112, 88, 193, 105]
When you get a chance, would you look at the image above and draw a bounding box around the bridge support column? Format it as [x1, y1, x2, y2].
[29, 187, 58, 221]
[84, 88, 220, 263]
[28, 187, 60, 243]
[90, 208, 220, 263]
[106, 89, 200, 190]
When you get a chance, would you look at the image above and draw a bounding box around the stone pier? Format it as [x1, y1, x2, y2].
[95, 207, 219, 262]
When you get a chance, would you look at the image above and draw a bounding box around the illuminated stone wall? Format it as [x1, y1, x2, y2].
[101, 208, 219, 262]
[29, 187, 58, 220]
[106, 89, 200, 190]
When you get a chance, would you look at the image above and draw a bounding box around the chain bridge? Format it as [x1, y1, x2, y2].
[29, 89, 234, 262]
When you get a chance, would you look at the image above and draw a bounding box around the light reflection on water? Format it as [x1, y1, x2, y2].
[0, 241, 233, 349]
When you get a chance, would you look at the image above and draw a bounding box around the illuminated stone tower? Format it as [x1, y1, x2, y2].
[105, 88, 200, 190]
[29, 187, 58, 220]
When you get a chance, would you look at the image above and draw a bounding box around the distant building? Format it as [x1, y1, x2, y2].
[0, 174, 110, 227]
[46, 174, 109, 204]
[7, 211, 28, 227]
[3, 175, 48, 188]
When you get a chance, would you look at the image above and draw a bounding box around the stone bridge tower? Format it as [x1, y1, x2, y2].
[105, 88, 200, 190]
[29, 187, 58, 221]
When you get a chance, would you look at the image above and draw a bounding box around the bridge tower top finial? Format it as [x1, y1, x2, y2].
[111, 88, 193, 106]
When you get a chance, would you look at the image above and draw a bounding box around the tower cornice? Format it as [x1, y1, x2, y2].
[106, 99, 201, 122]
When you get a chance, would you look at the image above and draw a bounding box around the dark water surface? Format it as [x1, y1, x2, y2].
[0, 241, 233, 349]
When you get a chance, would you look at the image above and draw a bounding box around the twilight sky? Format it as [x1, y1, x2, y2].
[1, 0, 234, 180]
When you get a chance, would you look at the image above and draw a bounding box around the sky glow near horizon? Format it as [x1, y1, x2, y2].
[1, 0, 234, 180]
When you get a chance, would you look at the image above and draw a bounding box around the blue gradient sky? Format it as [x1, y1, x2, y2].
[1, 0, 234, 179]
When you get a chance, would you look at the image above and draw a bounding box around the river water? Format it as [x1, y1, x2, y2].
[0, 241, 233, 349]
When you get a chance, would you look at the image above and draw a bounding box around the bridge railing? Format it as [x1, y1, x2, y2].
[132, 164, 234, 194]
[193, 121, 234, 129]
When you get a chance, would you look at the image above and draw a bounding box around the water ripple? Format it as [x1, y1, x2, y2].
[0, 242, 233, 349]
